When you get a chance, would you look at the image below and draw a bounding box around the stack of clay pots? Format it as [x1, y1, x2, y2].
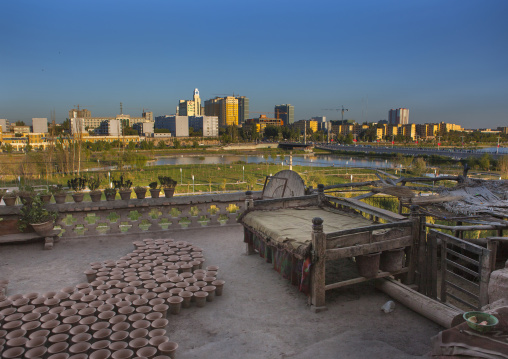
[0, 238, 226, 358]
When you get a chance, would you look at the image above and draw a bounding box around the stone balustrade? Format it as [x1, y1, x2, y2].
[0, 191, 262, 241]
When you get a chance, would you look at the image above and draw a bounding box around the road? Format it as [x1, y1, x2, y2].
[315, 144, 504, 160]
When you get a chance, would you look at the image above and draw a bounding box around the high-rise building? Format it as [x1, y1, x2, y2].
[388, 108, 409, 125]
[177, 88, 202, 116]
[32, 118, 48, 133]
[274, 104, 294, 126]
[205, 96, 239, 127]
[189, 116, 219, 137]
[237, 96, 249, 125]
[155, 116, 189, 137]
[0, 119, 10, 133]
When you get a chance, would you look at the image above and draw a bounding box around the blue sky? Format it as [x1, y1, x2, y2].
[1, 0, 507, 128]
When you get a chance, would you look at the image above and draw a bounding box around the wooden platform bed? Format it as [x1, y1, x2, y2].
[238, 185, 419, 312]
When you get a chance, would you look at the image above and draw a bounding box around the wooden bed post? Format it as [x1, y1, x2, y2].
[310, 217, 328, 313]
[245, 191, 255, 255]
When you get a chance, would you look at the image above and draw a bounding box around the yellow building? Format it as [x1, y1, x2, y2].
[205, 96, 239, 127]
[247, 115, 283, 133]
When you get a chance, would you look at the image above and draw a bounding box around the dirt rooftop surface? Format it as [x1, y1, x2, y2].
[1, 225, 441, 358]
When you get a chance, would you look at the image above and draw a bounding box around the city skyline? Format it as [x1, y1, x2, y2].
[1, 0, 507, 128]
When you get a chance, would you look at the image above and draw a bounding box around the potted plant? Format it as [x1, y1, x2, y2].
[2, 190, 17, 206]
[39, 188, 52, 204]
[112, 175, 133, 201]
[50, 185, 67, 204]
[104, 187, 117, 201]
[18, 184, 35, 206]
[158, 176, 177, 198]
[68, 177, 88, 203]
[148, 181, 160, 199]
[134, 186, 147, 200]
[18, 194, 58, 236]
[86, 175, 102, 203]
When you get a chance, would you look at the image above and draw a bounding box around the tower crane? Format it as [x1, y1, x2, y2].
[322, 105, 349, 121]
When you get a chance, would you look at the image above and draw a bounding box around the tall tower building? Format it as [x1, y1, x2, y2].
[236, 96, 249, 125]
[177, 88, 202, 116]
[32, 118, 48, 133]
[388, 108, 409, 125]
[274, 104, 294, 126]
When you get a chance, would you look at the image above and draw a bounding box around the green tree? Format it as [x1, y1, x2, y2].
[411, 157, 427, 176]
[1, 144, 14, 153]
[264, 125, 279, 140]
[15, 120, 26, 126]
[157, 141, 166, 149]
[173, 139, 181, 149]
[478, 153, 491, 171]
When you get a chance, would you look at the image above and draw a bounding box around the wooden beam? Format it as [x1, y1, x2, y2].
[310, 218, 327, 313]
[326, 236, 413, 260]
[326, 220, 413, 239]
[425, 222, 506, 232]
[324, 268, 409, 291]
[375, 278, 463, 329]
[328, 197, 407, 222]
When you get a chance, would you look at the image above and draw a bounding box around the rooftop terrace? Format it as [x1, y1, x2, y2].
[1, 223, 440, 358]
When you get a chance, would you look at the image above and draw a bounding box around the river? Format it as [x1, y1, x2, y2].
[151, 154, 396, 169]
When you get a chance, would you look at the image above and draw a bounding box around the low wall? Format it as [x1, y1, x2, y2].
[0, 191, 263, 241]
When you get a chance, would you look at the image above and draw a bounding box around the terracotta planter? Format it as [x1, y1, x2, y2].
[2, 347, 25, 358]
[72, 192, 85, 203]
[112, 348, 133, 359]
[202, 286, 216, 302]
[168, 296, 183, 315]
[163, 187, 175, 198]
[105, 189, 117, 201]
[149, 188, 161, 199]
[119, 189, 132, 201]
[69, 341, 91, 355]
[149, 335, 168, 347]
[3, 195, 17, 206]
[90, 349, 112, 359]
[137, 346, 157, 359]
[48, 341, 69, 354]
[40, 194, 52, 203]
[25, 346, 48, 358]
[30, 220, 54, 236]
[212, 280, 225, 296]
[53, 193, 67, 204]
[134, 188, 147, 199]
[194, 291, 208, 307]
[90, 190, 102, 203]
[19, 194, 34, 205]
[158, 341, 178, 359]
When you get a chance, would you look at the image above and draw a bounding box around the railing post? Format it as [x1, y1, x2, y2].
[245, 191, 254, 210]
[310, 217, 327, 313]
[317, 184, 325, 205]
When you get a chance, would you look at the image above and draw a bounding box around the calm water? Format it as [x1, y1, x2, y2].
[151, 154, 396, 169]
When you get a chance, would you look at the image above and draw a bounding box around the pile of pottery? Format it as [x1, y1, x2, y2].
[0, 238, 226, 358]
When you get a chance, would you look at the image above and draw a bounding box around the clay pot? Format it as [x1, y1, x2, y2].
[93, 328, 113, 341]
[42, 319, 61, 330]
[137, 346, 157, 359]
[202, 286, 217, 302]
[48, 353, 70, 359]
[53, 193, 67, 204]
[6, 336, 28, 347]
[71, 332, 92, 343]
[112, 348, 134, 359]
[212, 280, 225, 296]
[69, 341, 91, 355]
[72, 302, 88, 311]
[90, 190, 103, 203]
[158, 341, 178, 359]
[128, 313, 145, 323]
[132, 319, 150, 330]
[168, 296, 183, 315]
[149, 335, 169, 347]
[2, 347, 25, 358]
[110, 330, 129, 342]
[91, 340, 111, 351]
[109, 315, 127, 326]
[52, 323, 72, 335]
[129, 328, 148, 340]
[28, 329, 50, 340]
[25, 346, 48, 358]
[149, 189, 161, 199]
[49, 333, 69, 344]
[178, 291, 192, 308]
[90, 349, 112, 359]
[63, 315, 81, 325]
[70, 324, 89, 335]
[80, 315, 98, 326]
[136, 306, 152, 315]
[109, 340, 128, 352]
[48, 341, 70, 354]
[78, 307, 96, 317]
[22, 319, 42, 334]
[151, 318, 168, 329]
[91, 321, 110, 331]
[84, 270, 97, 283]
[119, 189, 132, 201]
[112, 322, 130, 332]
[26, 335, 47, 348]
